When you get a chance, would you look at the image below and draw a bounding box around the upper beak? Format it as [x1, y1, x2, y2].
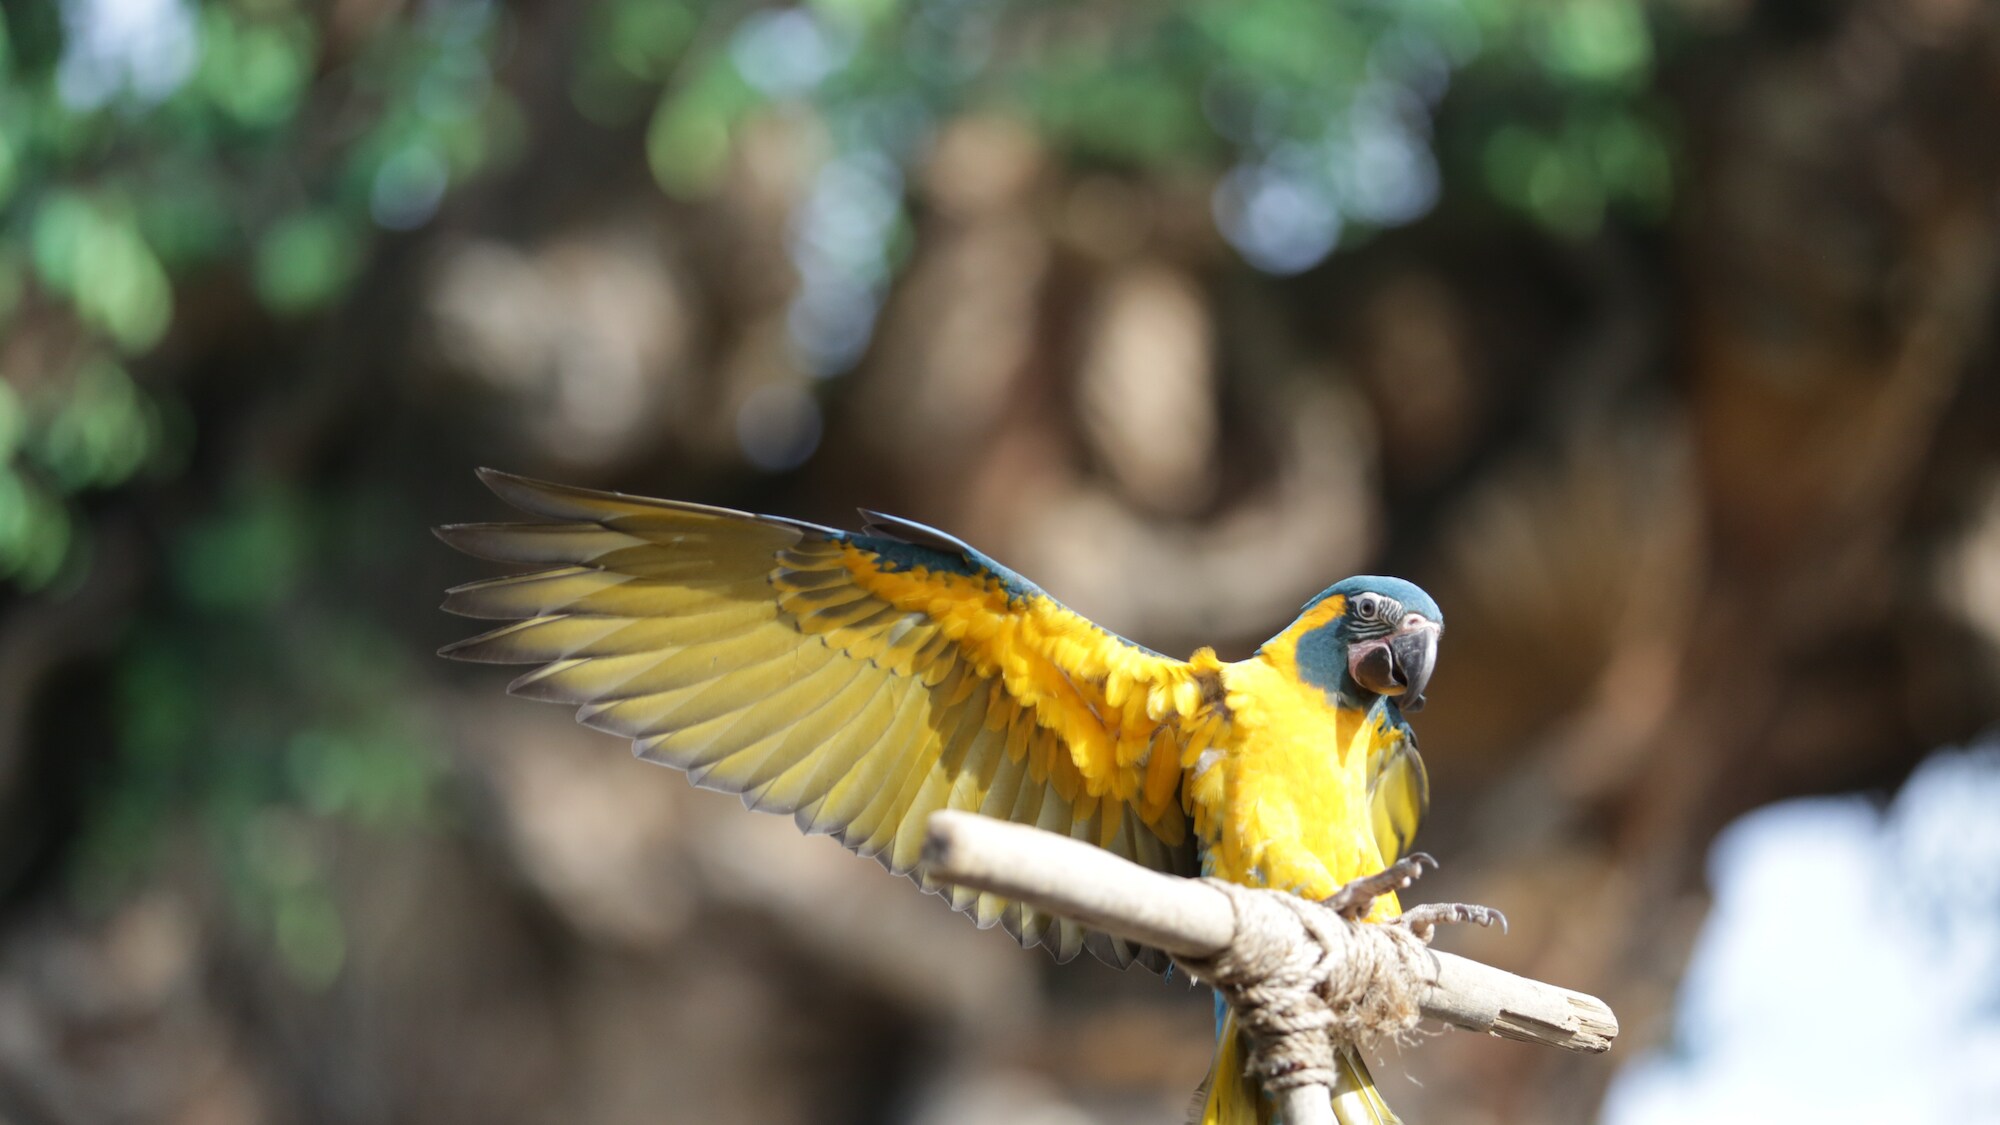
[1347, 616, 1441, 710]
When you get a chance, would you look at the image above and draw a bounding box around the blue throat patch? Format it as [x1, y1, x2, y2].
[1295, 619, 1362, 707]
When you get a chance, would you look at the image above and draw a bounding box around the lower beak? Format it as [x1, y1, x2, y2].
[1347, 619, 1441, 710]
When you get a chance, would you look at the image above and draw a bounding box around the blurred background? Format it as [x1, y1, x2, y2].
[2, 0, 1999, 1122]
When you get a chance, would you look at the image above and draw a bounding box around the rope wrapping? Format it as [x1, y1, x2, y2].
[1174, 880, 1433, 1091]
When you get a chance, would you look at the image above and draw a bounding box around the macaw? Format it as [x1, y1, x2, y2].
[438, 471, 1447, 1125]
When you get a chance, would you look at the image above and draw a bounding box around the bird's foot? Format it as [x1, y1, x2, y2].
[1320, 852, 1436, 920]
[1393, 902, 1508, 944]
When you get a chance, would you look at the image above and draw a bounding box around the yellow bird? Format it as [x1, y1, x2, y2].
[439, 471, 1447, 1124]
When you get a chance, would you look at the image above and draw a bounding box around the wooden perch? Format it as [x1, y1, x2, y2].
[922, 811, 1618, 1125]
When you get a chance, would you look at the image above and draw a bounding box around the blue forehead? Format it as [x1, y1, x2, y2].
[1309, 575, 1442, 623]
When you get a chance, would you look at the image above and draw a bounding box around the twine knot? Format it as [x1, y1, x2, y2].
[1174, 881, 1433, 1091]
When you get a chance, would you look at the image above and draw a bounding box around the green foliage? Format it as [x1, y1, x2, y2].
[645, 52, 757, 198]
[6, 0, 1687, 988]
[254, 209, 365, 315]
[0, 359, 170, 588]
[31, 193, 173, 352]
[76, 484, 445, 986]
[1484, 109, 1672, 234]
[195, 7, 314, 127]
[573, 0, 700, 125]
[605, 0, 1675, 338]
[626, 0, 1672, 227]
[0, 0, 518, 591]
[0, 0, 508, 989]
[0, 0, 1681, 589]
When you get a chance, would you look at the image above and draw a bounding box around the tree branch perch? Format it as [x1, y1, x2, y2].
[921, 811, 1617, 1123]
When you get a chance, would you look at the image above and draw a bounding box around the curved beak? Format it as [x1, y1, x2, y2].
[1347, 616, 1441, 711]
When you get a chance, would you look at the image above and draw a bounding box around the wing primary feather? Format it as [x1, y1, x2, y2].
[442, 569, 769, 619]
[1053, 919, 1086, 964]
[475, 470, 822, 538]
[744, 674, 909, 815]
[434, 523, 645, 565]
[441, 567, 625, 619]
[574, 643, 833, 733]
[972, 891, 1006, 929]
[884, 738, 967, 874]
[505, 627, 798, 704]
[443, 603, 777, 664]
[682, 665, 891, 792]
[646, 656, 870, 770]
[749, 670, 902, 794]
[839, 675, 958, 844]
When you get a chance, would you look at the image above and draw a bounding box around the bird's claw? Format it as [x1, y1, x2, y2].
[1393, 902, 1508, 944]
[1320, 852, 1437, 920]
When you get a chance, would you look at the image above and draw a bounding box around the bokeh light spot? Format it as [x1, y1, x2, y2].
[735, 383, 823, 472]
[372, 145, 451, 231]
[56, 0, 198, 111]
[1213, 161, 1342, 276]
[730, 8, 851, 98]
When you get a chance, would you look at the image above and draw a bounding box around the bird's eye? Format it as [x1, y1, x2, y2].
[1352, 594, 1380, 622]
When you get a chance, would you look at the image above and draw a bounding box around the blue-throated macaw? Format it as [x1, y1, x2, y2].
[439, 471, 1449, 1125]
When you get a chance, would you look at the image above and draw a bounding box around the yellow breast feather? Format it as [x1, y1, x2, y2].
[1185, 600, 1419, 921]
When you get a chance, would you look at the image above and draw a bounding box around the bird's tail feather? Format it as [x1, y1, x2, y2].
[1331, 1047, 1402, 1125]
[1195, 1010, 1262, 1125]
[1197, 1010, 1402, 1125]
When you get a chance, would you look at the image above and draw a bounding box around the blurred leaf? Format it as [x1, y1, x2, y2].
[812, 0, 906, 33]
[0, 378, 21, 462]
[30, 194, 174, 351]
[1538, 0, 1653, 87]
[274, 887, 346, 986]
[648, 60, 754, 197]
[604, 0, 697, 81]
[290, 726, 437, 826]
[0, 465, 50, 582]
[34, 358, 160, 490]
[1023, 57, 1210, 166]
[0, 127, 17, 207]
[169, 485, 310, 610]
[196, 7, 314, 128]
[255, 209, 363, 313]
[137, 176, 239, 269]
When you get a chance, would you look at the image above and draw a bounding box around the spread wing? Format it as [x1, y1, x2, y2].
[438, 470, 1228, 970]
[1365, 698, 1429, 864]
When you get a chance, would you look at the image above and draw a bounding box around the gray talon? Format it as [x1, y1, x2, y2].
[1395, 902, 1509, 943]
[1322, 853, 1440, 919]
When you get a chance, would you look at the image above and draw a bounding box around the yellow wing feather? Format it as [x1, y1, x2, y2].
[1365, 700, 1429, 866]
[439, 470, 1224, 970]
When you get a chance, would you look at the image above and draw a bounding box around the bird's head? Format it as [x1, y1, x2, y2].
[1286, 576, 1443, 712]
